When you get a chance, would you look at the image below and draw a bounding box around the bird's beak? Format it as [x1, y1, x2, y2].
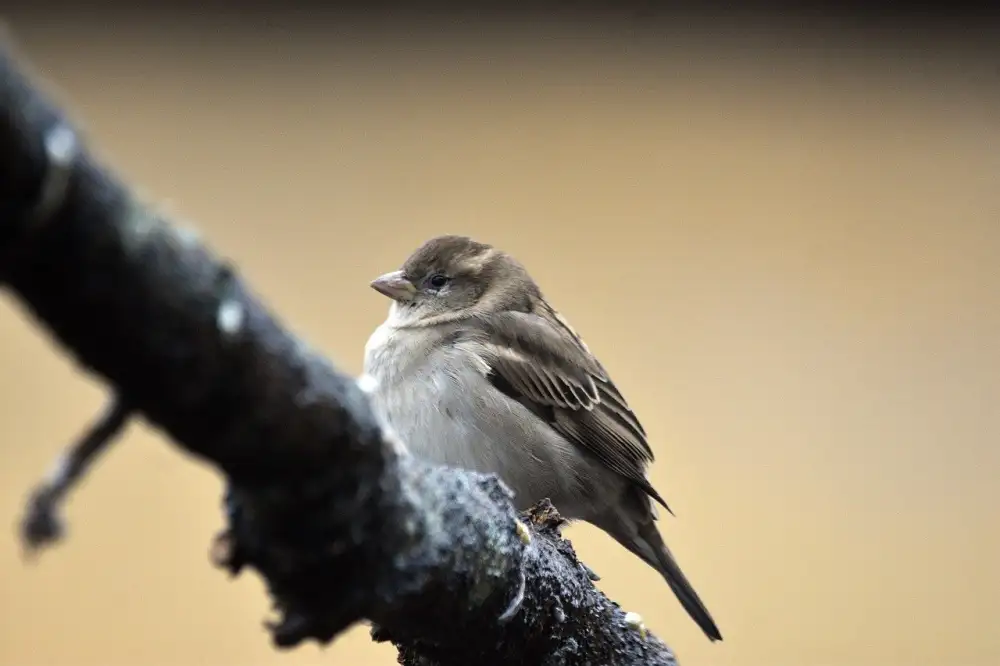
[370, 270, 417, 301]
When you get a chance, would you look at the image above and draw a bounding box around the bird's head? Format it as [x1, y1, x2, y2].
[370, 235, 538, 325]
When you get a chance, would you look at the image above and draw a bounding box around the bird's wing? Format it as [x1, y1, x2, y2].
[457, 305, 670, 512]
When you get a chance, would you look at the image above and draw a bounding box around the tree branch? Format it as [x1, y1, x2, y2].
[0, 39, 677, 666]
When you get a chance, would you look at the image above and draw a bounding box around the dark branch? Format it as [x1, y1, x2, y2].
[0, 39, 677, 666]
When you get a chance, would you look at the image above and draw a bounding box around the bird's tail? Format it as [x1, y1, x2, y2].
[635, 520, 723, 642]
[597, 493, 723, 642]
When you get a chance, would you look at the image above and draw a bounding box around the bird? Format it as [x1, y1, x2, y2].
[361, 234, 722, 642]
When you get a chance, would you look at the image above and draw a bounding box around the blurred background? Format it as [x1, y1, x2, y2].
[1, 6, 998, 666]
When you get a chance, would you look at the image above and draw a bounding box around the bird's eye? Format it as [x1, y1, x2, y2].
[427, 274, 450, 289]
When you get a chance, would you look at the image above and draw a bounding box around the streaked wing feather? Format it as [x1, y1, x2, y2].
[459, 308, 669, 512]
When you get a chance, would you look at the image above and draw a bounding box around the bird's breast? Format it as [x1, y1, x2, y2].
[365, 327, 538, 456]
[361, 324, 584, 500]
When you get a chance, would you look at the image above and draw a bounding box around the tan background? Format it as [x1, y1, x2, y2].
[1, 11, 998, 666]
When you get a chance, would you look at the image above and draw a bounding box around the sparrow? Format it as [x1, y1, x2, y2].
[362, 235, 722, 641]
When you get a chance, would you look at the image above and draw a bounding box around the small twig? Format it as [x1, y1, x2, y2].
[20, 395, 132, 556]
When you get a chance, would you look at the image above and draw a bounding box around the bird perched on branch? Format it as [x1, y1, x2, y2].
[361, 235, 722, 642]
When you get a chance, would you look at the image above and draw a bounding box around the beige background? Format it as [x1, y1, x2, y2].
[1, 12, 998, 666]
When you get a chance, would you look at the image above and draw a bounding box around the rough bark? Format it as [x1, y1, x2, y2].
[0, 40, 677, 666]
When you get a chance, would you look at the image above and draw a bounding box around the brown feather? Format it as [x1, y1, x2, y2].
[458, 305, 671, 514]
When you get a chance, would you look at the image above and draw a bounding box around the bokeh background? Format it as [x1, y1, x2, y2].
[1, 7, 998, 666]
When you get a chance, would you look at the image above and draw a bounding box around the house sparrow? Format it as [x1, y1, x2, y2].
[362, 235, 722, 642]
